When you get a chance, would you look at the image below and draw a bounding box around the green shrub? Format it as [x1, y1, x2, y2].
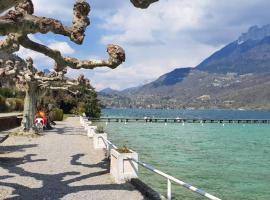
[4, 98, 24, 112]
[0, 88, 15, 98]
[50, 108, 64, 121]
[84, 101, 101, 118]
[117, 145, 131, 153]
[95, 125, 105, 134]
[6, 98, 16, 111]
[0, 95, 7, 112]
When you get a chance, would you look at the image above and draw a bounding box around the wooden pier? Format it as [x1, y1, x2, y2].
[90, 117, 270, 124]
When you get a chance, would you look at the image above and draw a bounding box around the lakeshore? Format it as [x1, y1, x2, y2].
[1, 109, 270, 199]
[0, 117, 144, 200]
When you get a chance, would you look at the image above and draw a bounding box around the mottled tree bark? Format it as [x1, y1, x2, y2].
[21, 82, 38, 131]
[0, 0, 156, 13]
[130, 0, 158, 8]
[0, 0, 24, 14]
[0, 0, 125, 71]
[0, 0, 131, 133]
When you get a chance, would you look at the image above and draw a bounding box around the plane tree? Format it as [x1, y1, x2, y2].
[0, 55, 93, 131]
[0, 0, 125, 132]
[0, 0, 158, 13]
[0, 0, 158, 132]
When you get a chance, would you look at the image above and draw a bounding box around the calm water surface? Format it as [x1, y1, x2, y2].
[101, 109, 270, 200]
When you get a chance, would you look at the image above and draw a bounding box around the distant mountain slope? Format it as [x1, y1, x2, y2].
[99, 25, 270, 110]
[147, 67, 192, 87]
[197, 38, 270, 74]
[99, 88, 120, 95]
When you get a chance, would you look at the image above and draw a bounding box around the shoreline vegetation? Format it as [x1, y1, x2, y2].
[102, 106, 270, 112]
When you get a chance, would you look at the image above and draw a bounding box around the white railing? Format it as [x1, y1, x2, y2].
[80, 117, 221, 200]
[99, 135, 221, 200]
[101, 136, 118, 149]
[130, 157, 221, 200]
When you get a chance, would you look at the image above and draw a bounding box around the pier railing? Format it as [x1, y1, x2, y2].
[100, 136, 221, 200]
[90, 117, 270, 124]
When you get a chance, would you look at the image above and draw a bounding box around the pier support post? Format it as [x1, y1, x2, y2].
[110, 149, 139, 184]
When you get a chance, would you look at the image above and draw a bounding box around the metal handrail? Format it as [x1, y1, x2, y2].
[129, 157, 221, 200]
[100, 136, 118, 149]
[98, 135, 221, 200]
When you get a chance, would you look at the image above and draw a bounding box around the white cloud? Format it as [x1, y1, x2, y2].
[100, 0, 206, 45]
[10, 0, 270, 90]
[48, 41, 75, 55]
[92, 0, 270, 90]
[17, 47, 54, 70]
[95, 0, 218, 90]
[32, 0, 73, 22]
[17, 38, 75, 71]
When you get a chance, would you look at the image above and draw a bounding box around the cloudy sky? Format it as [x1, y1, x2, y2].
[16, 0, 270, 90]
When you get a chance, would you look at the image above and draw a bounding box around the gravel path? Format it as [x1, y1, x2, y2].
[0, 117, 144, 200]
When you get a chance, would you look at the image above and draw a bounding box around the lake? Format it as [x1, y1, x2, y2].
[100, 108, 270, 200]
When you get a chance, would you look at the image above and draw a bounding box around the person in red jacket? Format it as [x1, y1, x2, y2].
[36, 109, 48, 127]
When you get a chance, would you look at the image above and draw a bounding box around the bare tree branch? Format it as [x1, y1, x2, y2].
[18, 36, 125, 71]
[48, 86, 80, 95]
[0, 0, 90, 45]
[0, 0, 125, 73]
[130, 0, 158, 8]
[0, 34, 20, 53]
[0, 0, 25, 14]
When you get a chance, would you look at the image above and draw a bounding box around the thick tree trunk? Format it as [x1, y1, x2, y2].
[21, 83, 37, 131]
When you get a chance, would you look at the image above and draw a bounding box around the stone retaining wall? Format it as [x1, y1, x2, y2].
[0, 116, 22, 131]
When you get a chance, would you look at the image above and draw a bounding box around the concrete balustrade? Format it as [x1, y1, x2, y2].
[80, 117, 221, 200]
[79, 116, 84, 125]
[80, 117, 88, 127]
[93, 133, 108, 149]
[81, 117, 139, 184]
[110, 149, 139, 184]
[84, 122, 91, 130]
[87, 126, 97, 138]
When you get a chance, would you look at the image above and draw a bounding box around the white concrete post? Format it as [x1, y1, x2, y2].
[84, 123, 89, 130]
[93, 133, 107, 149]
[106, 143, 112, 158]
[87, 126, 97, 138]
[110, 149, 138, 184]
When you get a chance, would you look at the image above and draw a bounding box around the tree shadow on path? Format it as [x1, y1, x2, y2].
[0, 144, 38, 154]
[0, 153, 140, 199]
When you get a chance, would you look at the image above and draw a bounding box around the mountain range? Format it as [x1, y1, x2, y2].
[99, 24, 270, 110]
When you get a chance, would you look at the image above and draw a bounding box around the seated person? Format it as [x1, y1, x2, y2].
[36, 109, 48, 127]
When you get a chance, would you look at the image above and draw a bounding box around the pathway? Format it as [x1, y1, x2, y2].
[0, 117, 144, 200]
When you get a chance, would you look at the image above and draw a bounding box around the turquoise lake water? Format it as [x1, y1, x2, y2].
[100, 109, 270, 200]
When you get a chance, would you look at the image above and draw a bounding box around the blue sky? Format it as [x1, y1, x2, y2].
[15, 0, 270, 90]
